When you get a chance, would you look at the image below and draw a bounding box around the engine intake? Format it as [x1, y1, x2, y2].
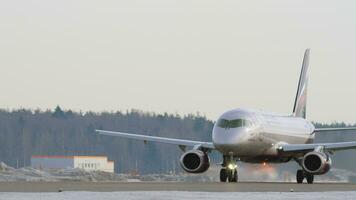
[179, 150, 210, 173]
[302, 151, 331, 175]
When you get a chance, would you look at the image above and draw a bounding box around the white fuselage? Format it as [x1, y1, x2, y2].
[212, 108, 315, 163]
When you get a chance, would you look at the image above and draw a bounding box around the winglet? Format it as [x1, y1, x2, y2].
[293, 49, 310, 118]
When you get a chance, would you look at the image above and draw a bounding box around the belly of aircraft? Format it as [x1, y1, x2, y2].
[222, 131, 313, 162]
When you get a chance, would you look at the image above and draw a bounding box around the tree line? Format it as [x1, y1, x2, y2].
[0, 106, 355, 174]
[0, 106, 213, 174]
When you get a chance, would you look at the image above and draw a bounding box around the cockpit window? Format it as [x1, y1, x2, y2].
[217, 118, 252, 129]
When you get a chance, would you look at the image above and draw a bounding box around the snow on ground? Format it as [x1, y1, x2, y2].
[0, 191, 355, 200]
[0, 162, 215, 182]
[0, 162, 126, 182]
[1, 161, 355, 182]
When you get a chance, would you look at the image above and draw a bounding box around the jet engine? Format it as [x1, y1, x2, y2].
[302, 151, 332, 175]
[179, 150, 210, 173]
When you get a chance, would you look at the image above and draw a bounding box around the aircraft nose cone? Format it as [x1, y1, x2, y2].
[212, 128, 248, 153]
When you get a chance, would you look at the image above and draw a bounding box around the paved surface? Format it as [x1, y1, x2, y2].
[0, 182, 356, 192]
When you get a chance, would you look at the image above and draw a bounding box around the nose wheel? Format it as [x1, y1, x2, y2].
[220, 168, 238, 182]
[220, 154, 238, 182]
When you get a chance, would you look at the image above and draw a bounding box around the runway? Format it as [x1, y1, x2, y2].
[0, 182, 356, 192]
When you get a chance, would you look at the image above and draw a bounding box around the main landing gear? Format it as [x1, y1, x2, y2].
[220, 155, 238, 182]
[296, 169, 314, 184]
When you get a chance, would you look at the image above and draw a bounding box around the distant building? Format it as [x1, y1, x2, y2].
[31, 155, 114, 173]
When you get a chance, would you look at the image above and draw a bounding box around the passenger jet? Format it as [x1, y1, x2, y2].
[97, 49, 356, 184]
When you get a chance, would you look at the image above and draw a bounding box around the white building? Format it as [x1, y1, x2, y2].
[31, 155, 114, 173]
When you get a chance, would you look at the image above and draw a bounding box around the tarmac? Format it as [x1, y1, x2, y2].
[0, 182, 356, 193]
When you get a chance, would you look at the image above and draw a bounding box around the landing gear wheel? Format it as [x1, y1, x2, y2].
[306, 173, 314, 184]
[220, 168, 227, 182]
[296, 169, 305, 184]
[232, 169, 238, 182]
[228, 169, 238, 182]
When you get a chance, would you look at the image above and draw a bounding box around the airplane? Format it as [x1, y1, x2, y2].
[97, 49, 356, 184]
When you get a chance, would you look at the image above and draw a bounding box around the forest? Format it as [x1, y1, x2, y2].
[0, 106, 355, 174]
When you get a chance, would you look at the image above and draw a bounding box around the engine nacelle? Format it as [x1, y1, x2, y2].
[302, 151, 332, 175]
[179, 150, 210, 173]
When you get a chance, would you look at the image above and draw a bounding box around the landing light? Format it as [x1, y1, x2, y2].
[227, 163, 237, 170]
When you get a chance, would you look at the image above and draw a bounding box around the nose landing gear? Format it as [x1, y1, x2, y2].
[220, 168, 238, 182]
[220, 155, 238, 182]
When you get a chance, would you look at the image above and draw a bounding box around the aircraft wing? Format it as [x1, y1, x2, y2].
[281, 141, 356, 152]
[314, 127, 356, 132]
[96, 129, 215, 150]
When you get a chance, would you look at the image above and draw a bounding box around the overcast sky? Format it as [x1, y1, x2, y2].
[0, 0, 355, 123]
